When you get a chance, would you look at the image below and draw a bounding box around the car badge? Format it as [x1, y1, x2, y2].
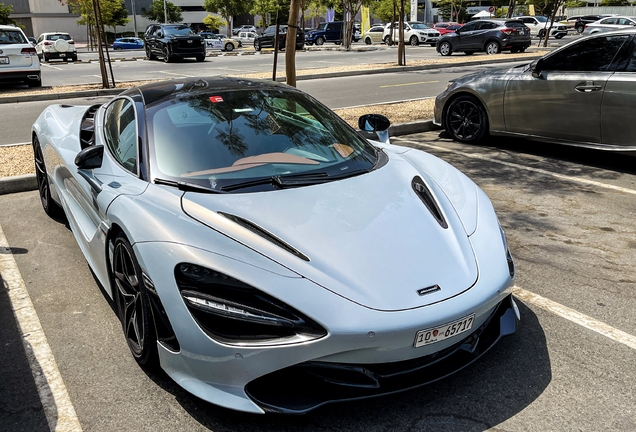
[188, 40, 193, 43]
[417, 285, 441, 296]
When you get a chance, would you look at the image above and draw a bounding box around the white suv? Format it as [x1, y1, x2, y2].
[0, 24, 41, 87]
[35, 32, 78, 62]
[383, 22, 440, 46]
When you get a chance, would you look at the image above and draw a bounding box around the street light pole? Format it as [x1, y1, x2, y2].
[164, 0, 167, 23]
[131, 0, 138, 36]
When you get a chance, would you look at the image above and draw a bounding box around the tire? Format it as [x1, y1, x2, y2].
[444, 95, 489, 144]
[33, 137, 63, 218]
[383, 35, 392, 45]
[145, 47, 156, 60]
[409, 35, 419, 46]
[538, 29, 547, 39]
[464, 51, 475, 56]
[315, 36, 325, 46]
[162, 46, 172, 63]
[224, 42, 234, 52]
[555, 34, 564, 39]
[28, 77, 42, 87]
[485, 40, 501, 55]
[438, 41, 452, 56]
[196, 55, 205, 62]
[114, 46, 123, 50]
[254, 40, 261, 51]
[112, 233, 158, 367]
[575, 25, 584, 34]
[365, 37, 372, 45]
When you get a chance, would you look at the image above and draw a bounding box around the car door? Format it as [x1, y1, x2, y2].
[451, 21, 480, 50]
[601, 35, 636, 147]
[503, 34, 630, 143]
[520, 17, 539, 36]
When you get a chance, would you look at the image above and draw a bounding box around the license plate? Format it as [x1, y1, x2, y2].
[413, 314, 475, 347]
[0, 57, 8, 64]
[59, 53, 66, 57]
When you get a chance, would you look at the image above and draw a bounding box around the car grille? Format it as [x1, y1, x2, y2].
[245, 294, 518, 414]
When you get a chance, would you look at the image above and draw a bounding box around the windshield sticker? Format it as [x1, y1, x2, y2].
[233, 108, 253, 113]
[209, 96, 224, 103]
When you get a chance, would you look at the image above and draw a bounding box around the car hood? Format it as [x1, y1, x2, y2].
[181, 155, 479, 311]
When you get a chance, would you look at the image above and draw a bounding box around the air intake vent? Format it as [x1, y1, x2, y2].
[218, 212, 310, 262]
[412, 176, 448, 229]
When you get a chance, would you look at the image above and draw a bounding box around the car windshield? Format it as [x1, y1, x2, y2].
[0, 29, 26, 44]
[535, 16, 548, 22]
[46, 34, 71, 41]
[165, 26, 194, 36]
[410, 23, 430, 29]
[147, 87, 379, 192]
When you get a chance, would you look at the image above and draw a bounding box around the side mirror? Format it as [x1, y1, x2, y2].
[75, 145, 104, 169]
[358, 114, 391, 144]
[531, 58, 544, 78]
[157, 32, 163, 38]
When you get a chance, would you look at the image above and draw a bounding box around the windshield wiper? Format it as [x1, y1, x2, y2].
[154, 178, 227, 194]
[220, 169, 369, 192]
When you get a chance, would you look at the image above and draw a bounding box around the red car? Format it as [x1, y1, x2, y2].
[434, 22, 463, 35]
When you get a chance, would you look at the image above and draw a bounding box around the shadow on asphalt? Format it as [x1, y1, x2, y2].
[139, 301, 549, 432]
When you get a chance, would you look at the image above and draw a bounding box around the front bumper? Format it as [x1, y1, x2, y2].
[246, 294, 519, 413]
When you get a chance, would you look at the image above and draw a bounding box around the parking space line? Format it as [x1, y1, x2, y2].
[0, 224, 82, 431]
[513, 286, 636, 350]
[399, 140, 636, 196]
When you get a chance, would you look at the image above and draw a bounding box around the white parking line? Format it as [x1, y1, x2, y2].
[0, 224, 82, 431]
[513, 286, 636, 350]
[40, 64, 64, 71]
[399, 140, 636, 196]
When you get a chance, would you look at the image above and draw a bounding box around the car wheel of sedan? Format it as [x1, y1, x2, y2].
[33, 137, 63, 218]
[485, 41, 501, 55]
[365, 37, 372, 45]
[439, 41, 452, 56]
[254, 40, 261, 51]
[114, 46, 123, 50]
[163, 47, 172, 63]
[224, 43, 234, 52]
[410, 35, 419, 46]
[575, 25, 584, 34]
[445, 95, 489, 144]
[555, 34, 564, 39]
[383, 35, 392, 45]
[538, 29, 547, 39]
[315, 36, 325, 46]
[112, 233, 158, 367]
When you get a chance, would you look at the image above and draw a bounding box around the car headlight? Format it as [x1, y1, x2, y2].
[176, 263, 327, 346]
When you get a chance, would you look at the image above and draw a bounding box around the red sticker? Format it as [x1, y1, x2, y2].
[209, 96, 224, 103]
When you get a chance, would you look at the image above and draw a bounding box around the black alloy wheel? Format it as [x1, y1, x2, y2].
[445, 95, 489, 144]
[254, 40, 261, 51]
[224, 42, 234, 52]
[163, 46, 172, 63]
[112, 233, 157, 366]
[146, 46, 155, 60]
[33, 137, 62, 217]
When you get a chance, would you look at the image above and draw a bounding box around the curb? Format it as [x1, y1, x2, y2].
[0, 120, 441, 196]
[0, 54, 542, 105]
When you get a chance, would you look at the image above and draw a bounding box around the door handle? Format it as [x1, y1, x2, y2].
[575, 82, 602, 93]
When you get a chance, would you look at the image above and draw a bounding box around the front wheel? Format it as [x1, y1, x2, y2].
[33, 137, 63, 218]
[409, 35, 419, 46]
[114, 46, 123, 50]
[383, 35, 392, 46]
[485, 41, 501, 55]
[444, 95, 489, 144]
[254, 40, 261, 51]
[538, 29, 547, 39]
[112, 233, 158, 367]
[315, 36, 325, 46]
[224, 42, 234, 52]
[438, 41, 452, 56]
[365, 37, 372, 45]
[555, 34, 564, 39]
[575, 25, 584, 34]
[145, 47, 155, 60]
[162, 47, 172, 63]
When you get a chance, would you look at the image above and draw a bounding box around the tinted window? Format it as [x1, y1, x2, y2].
[460, 22, 478, 32]
[0, 29, 27, 44]
[164, 25, 194, 36]
[601, 18, 618, 25]
[104, 98, 138, 174]
[46, 34, 72, 41]
[542, 35, 629, 71]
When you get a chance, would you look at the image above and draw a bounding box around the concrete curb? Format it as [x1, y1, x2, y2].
[0, 120, 441, 196]
[0, 54, 542, 105]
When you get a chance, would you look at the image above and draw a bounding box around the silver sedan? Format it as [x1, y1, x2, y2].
[582, 16, 636, 35]
[434, 29, 636, 152]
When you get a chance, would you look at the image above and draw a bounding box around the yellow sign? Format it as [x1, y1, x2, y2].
[361, 7, 370, 35]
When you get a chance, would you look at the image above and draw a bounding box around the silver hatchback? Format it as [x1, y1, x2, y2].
[0, 24, 41, 87]
[434, 29, 636, 152]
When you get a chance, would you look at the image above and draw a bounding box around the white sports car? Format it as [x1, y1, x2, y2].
[31, 77, 519, 414]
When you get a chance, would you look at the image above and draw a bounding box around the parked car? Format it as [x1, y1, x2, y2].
[27, 36, 36, 46]
[383, 21, 440, 46]
[436, 23, 464, 35]
[436, 19, 531, 56]
[199, 32, 238, 51]
[113, 37, 144, 50]
[234, 31, 258, 47]
[35, 32, 77, 62]
[254, 25, 304, 51]
[573, 14, 617, 34]
[232, 25, 256, 35]
[305, 21, 346, 45]
[0, 24, 41, 87]
[363, 25, 386, 44]
[144, 24, 206, 63]
[582, 16, 636, 36]
[434, 28, 636, 151]
[517, 16, 567, 39]
[31, 75, 518, 414]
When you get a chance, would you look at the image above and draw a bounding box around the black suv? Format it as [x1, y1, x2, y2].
[436, 19, 531, 56]
[144, 24, 205, 63]
[254, 25, 304, 51]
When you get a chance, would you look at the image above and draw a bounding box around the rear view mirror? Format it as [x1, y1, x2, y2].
[75, 145, 104, 169]
[358, 114, 390, 132]
[531, 58, 544, 78]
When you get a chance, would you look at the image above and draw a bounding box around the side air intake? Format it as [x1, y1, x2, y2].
[218, 212, 310, 262]
[412, 176, 448, 229]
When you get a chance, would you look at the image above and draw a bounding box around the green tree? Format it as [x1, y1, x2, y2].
[370, 0, 409, 24]
[141, 0, 183, 23]
[0, 3, 18, 26]
[435, 0, 468, 24]
[104, 0, 130, 37]
[564, 0, 586, 7]
[202, 14, 227, 32]
[599, 0, 630, 5]
[203, 0, 250, 36]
